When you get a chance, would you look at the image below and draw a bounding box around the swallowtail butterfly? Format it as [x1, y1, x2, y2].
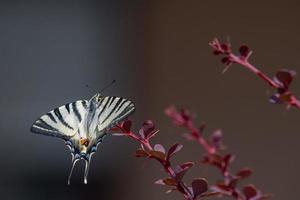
[31, 92, 135, 185]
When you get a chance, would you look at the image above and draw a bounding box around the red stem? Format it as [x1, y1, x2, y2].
[116, 125, 195, 200]
[186, 121, 216, 155]
[209, 38, 300, 110]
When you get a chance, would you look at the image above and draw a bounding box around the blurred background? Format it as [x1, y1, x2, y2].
[0, 0, 299, 199]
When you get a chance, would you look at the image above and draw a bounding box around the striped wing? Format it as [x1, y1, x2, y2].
[97, 96, 135, 134]
[31, 100, 88, 139]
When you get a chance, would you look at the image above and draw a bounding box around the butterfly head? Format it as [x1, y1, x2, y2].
[91, 93, 104, 104]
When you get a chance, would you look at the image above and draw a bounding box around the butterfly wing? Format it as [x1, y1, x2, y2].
[96, 96, 135, 137]
[31, 100, 88, 139]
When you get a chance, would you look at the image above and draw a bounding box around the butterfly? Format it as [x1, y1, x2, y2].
[31, 93, 135, 185]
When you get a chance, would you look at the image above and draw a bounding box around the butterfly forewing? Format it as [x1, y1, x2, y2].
[31, 100, 88, 139]
[96, 96, 135, 135]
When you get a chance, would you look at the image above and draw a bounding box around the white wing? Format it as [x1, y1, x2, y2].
[96, 96, 135, 136]
[31, 100, 88, 139]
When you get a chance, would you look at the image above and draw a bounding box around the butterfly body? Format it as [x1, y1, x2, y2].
[31, 93, 135, 184]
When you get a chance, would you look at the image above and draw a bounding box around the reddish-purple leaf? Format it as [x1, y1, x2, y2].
[165, 106, 189, 126]
[154, 144, 166, 153]
[155, 179, 165, 185]
[243, 185, 258, 199]
[165, 106, 176, 117]
[135, 149, 149, 157]
[269, 94, 283, 104]
[192, 178, 208, 197]
[239, 45, 250, 57]
[223, 154, 234, 166]
[211, 183, 233, 195]
[163, 178, 177, 186]
[236, 167, 252, 179]
[174, 164, 192, 181]
[165, 188, 177, 194]
[180, 109, 191, 121]
[221, 57, 230, 65]
[201, 154, 223, 167]
[167, 143, 183, 160]
[200, 192, 220, 198]
[148, 150, 166, 162]
[210, 129, 223, 149]
[139, 120, 155, 139]
[270, 92, 292, 104]
[213, 50, 222, 55]
[275, 69, 296, 89]
[228, 177, 240, 188]
[220, 43, 229, 52]
[122, 120, 132, 132]
[180, 162, 194, 170]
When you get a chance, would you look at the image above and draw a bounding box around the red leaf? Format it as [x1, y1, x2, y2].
[270, 92, 292, 104]
[213, 50, 222, 55]
[201, 154, 223, 168]
[148, 150, 166, 162]
[220, 43, 229, 52]
[223, 154, 234, 166]
[275, 69, 296, 89]
[243, 185, 257, 199]
[221, 57, 231, 65]
[155, 179, 165, 185]
[210, 129, 223, 149]
[139, 120, 155, 139]
[174, 165, 191, 181]
[167, 143, 183, 160]
[135, 149, 149, 157]
[192, 178, 208, 197]
[236, 167, 252, 179]
[180, 162, 194, 170]
[239, 45, 250, 57]
[200, 192, 220, 198]
[122, 120, 132, 132]
[154, 144, 166, 153]
[163, 178, 177, 186]
[215, 183, 232, 192]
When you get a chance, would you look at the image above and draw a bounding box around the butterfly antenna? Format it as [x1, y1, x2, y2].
[84, 158, 91, 184]
[99, 79, 116, 93]
[85, 84, 97, 93]
[67, 158, 79, 185]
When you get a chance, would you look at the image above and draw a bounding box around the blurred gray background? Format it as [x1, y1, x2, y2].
[0, 0, 299, 199]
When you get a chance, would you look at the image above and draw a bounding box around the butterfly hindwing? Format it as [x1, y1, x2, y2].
[31, 100, 88, 139]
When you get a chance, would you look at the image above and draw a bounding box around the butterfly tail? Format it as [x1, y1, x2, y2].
[67, 157, 79, 185]
[84, 158, 91, 184]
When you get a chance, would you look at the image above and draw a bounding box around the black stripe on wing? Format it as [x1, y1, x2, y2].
[46, 112, 57, 123]
[97, 97, 112, 119]
[112, 102, 135, 124]
[31, 118, 65, 138]
[102, 97, 123, 124]
[72, 101, 82, 122]
[31, 100, 88, 139]
[97, 97, 135, 134]
[54, 108, 74, 130]
[65, 104, 71, 113]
